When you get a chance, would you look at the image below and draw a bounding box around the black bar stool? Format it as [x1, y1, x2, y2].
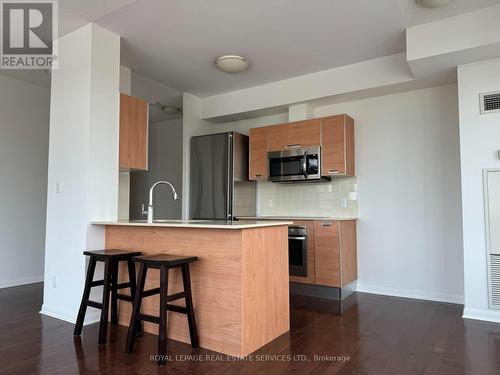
[125, 253, 199, 365]
[74, 249, 142, 345]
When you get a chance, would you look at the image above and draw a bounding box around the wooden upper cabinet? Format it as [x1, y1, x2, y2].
[286, 120, 321, 149]
[119, 93, 148, 171]
[249, 127, 268, 180]
[267, 119, 321, 151]
[248, 114, 355, 180]
[321, 114, 355, 176]
[314, 221, 341, 287]
[267, 124, 288, 151]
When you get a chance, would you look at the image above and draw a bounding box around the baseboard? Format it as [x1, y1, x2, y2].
[356, 283, 464, 305]
[40, 304, 101, 326]
[0, 275, 44, 289]
[463, 308, 500, 324]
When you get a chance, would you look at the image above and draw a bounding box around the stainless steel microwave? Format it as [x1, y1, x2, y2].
[268, 146, 324, 182]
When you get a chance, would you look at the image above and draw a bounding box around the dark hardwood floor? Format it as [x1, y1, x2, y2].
[1, 283, 500, 375]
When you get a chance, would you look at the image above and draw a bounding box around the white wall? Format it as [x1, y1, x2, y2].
[41, 23, 121, 324]
[130, 118, 183, 219]
[0, 75, 50, 288]
[457, 58, 500, 322]
[181, 93, 214, 219]
[314, 84, 464, 303]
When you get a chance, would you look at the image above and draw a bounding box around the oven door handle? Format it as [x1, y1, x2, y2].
[302, 150, 308, 179]
[289, 236, 307, 240]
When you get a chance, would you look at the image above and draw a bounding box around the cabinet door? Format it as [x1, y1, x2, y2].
[286, 119, 321, 149]
[249, 127, 268, 180]
[119, 93, 148, 171]
[267, 124, 288, 151]
[339, 220, 357, 285]
[314, 221, 341, 287]
[289, 220, 315, 284]
[321, 115, 346, 176]
[321, 115, 355, 176]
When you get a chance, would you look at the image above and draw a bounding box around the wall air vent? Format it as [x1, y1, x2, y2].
[490, 255, 500, 307]
[480, 91, 500, 114]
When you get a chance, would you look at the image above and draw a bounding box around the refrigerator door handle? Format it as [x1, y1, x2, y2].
[227, 133, 233, 221]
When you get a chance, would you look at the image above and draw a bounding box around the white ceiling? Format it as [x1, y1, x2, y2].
[3, 0, 500, 96]
[131, 72, 183, 122]
[91, 0, 500, 96]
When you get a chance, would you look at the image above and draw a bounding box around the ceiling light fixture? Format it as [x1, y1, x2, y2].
[416, 0, 454, 8]
[215, 55, 249, 73]
[160, 105, 181, 115]
[148, 100, 182, 115]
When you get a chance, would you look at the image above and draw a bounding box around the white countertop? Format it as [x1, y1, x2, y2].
[92, 219, 293, 230]
[237, 216, 358, 221]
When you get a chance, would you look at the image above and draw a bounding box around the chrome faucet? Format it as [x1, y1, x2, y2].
[141, 181, 179, 223]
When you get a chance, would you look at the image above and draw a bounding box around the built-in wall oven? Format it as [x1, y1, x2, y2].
[288, 225, 308, 277]
[268, 146, 323, 182]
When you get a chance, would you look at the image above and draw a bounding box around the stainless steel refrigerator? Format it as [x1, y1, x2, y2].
[190, 132, 256, 220]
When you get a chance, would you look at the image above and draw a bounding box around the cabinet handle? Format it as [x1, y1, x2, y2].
[329, 169, 339, 174]
[254, 174, 261, 177]
[286, 144, 301, 149]
[321, 222, 332, 227]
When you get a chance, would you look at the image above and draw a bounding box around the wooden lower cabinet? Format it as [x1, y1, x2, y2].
[285, 219, 358, 288]
[314, 220, 357, 287]
[314, 221, 341, 286]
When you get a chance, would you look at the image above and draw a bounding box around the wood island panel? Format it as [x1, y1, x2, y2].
[105, 224, 289, 357]
[242, 227, 290, 354]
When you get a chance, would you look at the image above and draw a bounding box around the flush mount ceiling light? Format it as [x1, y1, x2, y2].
[160, 105, 181, 115]
[215, 55, 249, 73]
[148, 100, 182, 115]
[416, 0, 454, 8]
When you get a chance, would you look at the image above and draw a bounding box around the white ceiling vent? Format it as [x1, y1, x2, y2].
[480, 92, 500, 114]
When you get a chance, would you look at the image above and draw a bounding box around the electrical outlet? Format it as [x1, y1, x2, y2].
[340, 198, 348, 208]
[268, 200, 273, 208]
[55, 181, 61, 194]
[52, 276, 57, 288]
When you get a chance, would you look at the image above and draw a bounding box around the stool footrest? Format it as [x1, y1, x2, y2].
[116, 282, 132, 290]
[138, 313, 160, 324]
[90, 280, 104, 287]
[117, 293, 133, 302]
[167, 304, 187, 314]
[87, 300, 103, 309]
[142, 287, 161, 297]
[167, 291, 186, 302]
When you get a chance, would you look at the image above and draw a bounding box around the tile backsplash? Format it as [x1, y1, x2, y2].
[258, 177, 358, 218]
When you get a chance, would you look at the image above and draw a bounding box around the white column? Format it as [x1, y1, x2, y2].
[118, 65, 132, 220]
[288, 103, 313, 122]
[41, 23, 121, 324]
[458, 57, 500, 323]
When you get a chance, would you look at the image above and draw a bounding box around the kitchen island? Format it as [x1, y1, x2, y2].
[92, 220, 292, 357]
